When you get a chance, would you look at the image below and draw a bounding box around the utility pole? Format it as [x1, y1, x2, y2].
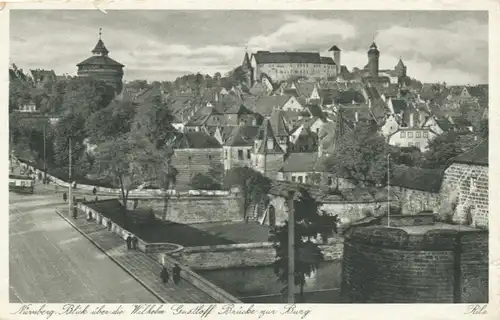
[68, 138, 72, 216]
[387, 154, 391, 227]
[43, 124, 47, 183]
[288, 190, 296, 303]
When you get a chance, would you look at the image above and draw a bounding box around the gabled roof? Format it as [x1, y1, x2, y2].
[295, 82, 317, 98]
[281, 152, 319, 172]
[256, 118, 284, 154]
[225, 125, 260, 147]
[395, 59, 406, 69]
[320, 57, 336, 65]
[451, 139, 488, 166]
[390, 99, 408, 114]
[269, 109, 289, 137]
[253, 51, 321, 64]
[185, 105, 223, 126]
[246, 95, 293, 117]
[172, 131, 221, 149]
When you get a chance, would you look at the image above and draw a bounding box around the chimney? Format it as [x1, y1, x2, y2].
[409, 113, 414, 128]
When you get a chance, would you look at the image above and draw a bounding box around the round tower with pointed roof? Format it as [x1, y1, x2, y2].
[77, 29, 125, 94]
[367, 42, 380, 77]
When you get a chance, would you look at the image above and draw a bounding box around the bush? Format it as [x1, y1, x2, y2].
[190, 173, 221, 190]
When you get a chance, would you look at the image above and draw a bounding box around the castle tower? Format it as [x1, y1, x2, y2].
[77, 28, 125, 94]
[367, 42, 380, 78]
[241, 47, 254, 87]
[394, 58, 407, 78]
[329, 45, 341, 75]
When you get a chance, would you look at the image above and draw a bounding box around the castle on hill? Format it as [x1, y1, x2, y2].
[242, 42, 408, 87]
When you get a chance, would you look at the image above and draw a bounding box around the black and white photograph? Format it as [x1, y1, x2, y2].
[6, 6, 491, 308]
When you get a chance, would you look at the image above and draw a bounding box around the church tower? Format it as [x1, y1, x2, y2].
[367, 42, 380, 78]
[329, 45, 341, 75]
[241, 48, 254, 87]
[77, 29, 125, 94]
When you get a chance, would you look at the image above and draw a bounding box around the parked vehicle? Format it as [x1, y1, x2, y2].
[9, 174, 35, 194]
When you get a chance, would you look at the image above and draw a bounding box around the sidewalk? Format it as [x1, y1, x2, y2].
[56, 210, 217, 303]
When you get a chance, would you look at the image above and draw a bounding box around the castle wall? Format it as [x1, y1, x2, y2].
[440, 163, 488, 228]
[341, 226, 488, 303]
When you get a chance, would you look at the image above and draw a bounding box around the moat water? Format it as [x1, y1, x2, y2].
[198, 260, 343, 303]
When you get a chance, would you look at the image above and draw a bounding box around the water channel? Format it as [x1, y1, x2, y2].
[198, 260, 343, 303]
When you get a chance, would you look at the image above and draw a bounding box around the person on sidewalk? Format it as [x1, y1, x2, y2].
[107, 220, 112, 231]
[72, 206, 78, 220]
[132, 236, 138, 250]
[63, 192, 67, 203]
[126, 235, 132, 250]
[92, 186, 97, 196]
[160, 266, 169, 284]
[173, 264, 181, 285]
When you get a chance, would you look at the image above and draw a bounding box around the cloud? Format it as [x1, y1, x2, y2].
[248, 14, 357, 52]
[374, 18, 487, 83]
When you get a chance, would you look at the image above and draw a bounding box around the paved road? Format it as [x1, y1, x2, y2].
[9, 190, 160, 303]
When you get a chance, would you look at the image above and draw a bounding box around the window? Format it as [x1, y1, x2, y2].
[423, 132, 428, 138]
[247, 150, 251, 159]
[225, 150, 228, 159]
[298, 176, 303, 183]
[238, 150, 244, 160]
[400, 132, 406, 138]
[292, 176, 296, 182]
[416, 132, 421, 138]
[415, 142, 420, 148]
[408, 132, 413, 138]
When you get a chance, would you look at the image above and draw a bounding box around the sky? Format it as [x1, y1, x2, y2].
[10, 10, 488, 85]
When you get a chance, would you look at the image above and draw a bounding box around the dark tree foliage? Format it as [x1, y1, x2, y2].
[223, 166, 272, 220]
[324, 123, 392, 186]
[478, 118, 488, 139]
[423, 131, 464, 169]
[190, 173, 222, 190]
[86, 99, 136, 144]
[268, 188, 339, 301]
[389, 146, 423, 167]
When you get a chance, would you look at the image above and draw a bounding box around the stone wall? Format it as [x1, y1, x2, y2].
[392, 186, 441, 215]
[171, 148, 223, 188]
[182, 240, 344, 271]
[268, 194, 397, 226]
[459, 231, 489, 303]
[132, 194, 243, 224]
[440, 163, 488, 228]
[341, 227, 489, 303]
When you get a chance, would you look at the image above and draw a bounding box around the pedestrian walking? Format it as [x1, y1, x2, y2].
[126, 235, 132, 250]
[83, 196, 86, 202]
[132, 236, 138, 250]
[92, 186, 97, 196]
[95, 196, 99, 202]
[160, 266, 169, 284]
[107, 220, 112, 231]
[72, 206, 78, 219]
[63, 192, 67, 203]
[173, 263, 181, 285]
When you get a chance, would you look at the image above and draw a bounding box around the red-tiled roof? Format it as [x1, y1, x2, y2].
[452, 139, 488, 166]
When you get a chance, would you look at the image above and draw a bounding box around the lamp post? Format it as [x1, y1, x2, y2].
[68, 138, 72, 216]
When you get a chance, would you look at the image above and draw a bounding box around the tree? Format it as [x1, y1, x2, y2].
[223, 166, 271, 221]
[85, 99, 136, 144]
[268, 188, 338, 301]
[389, 146, 423, 167]
[423, 131, 463, 169]
[61, 77, 115, 118]
[324, 123, 392, 186]
[190, 173, 221, 190]
[92, 134, 146, 227]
